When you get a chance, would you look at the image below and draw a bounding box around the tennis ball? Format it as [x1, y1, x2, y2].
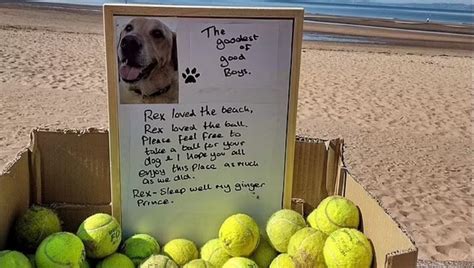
[266, 209, 306, 252]
[120, 233, 160, 266]
[139, 254, 178, 268]
[324, 228, 373, 268]
[183, 259, 215, 268]
[35, 232, 85, 268]
[96, 253, 134, 268]
[222, 257, 258, 268]
[14, 205, 62, 252]
[287, 227, 327, 267]
[219, 214, 260, 257]
[0, 250, 32, 268]
[269, 254, 296, 268]
[163, 238, 199, 266]
[76, 213, 122, 258]
[200, 238, 232, 267]
[82, 259, 91, 268]
[250, 236, 278, 267]
[307, 196, 359, 235]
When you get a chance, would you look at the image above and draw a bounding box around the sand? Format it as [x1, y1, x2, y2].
[0, 4, 472, 265]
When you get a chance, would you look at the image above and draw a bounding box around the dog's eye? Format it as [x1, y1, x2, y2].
[151, 29, 163, 39]
[125, 24, 133, 32]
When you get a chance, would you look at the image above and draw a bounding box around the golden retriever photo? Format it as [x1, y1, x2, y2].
[117, 18, 178, 104]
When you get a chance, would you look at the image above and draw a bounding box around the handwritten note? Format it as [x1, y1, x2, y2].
[117, 17, 295, 245]
[132, 104, 267, 208]
[177, 19, 292, 103]
[200, 25, 259, 78]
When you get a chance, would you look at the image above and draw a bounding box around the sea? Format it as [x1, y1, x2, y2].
[25, 0, 474, 43]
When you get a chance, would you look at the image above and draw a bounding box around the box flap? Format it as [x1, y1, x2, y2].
[0, 150, 31, 249]
[31, 128, 111, 206]
[343, 172, 417, 268]
[292, 136, 343, 213]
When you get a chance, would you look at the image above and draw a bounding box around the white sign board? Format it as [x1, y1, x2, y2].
[105, 5, 303, 245]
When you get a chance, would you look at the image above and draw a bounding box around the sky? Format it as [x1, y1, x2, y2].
[372, 0, 471, 3]
[28, 0, 474, 7]
[30, 0, 474, 3]
[29, 0, 474, 4]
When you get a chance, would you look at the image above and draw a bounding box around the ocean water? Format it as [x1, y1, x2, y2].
[28, 0, 473, 44]
[32, 0, 474, 25]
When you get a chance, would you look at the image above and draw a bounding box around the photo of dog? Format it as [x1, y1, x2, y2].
[117, 18, 178, 104]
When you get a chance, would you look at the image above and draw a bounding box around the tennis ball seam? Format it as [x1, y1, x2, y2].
[182, 243, 193, 260]
[298, 231, 317, 250]
[309, 213, 327, 235]
[41, 234, 84, 268]
[234, 216, 256, 248]
[324, 198, 357, 228]
[269, 218, 299, 227]
[325, 229, 372, 268]
[324, 198, 346, 228]
[341, 228, 371, 254]
[84, 217, 114, 231]
[326, 234, 345, 265]
[37, 226, 47, 244]
[355, 232, 371, 253]
[44, 249, 76, 267]
[267, 210, 304, 227]
[130, 255, 149, 263]
[208, 247, 224, 261]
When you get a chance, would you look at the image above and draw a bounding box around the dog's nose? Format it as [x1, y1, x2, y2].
[120, 35, 142, 57]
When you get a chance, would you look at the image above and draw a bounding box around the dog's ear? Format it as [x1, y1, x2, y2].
[171, 32, 178, 71]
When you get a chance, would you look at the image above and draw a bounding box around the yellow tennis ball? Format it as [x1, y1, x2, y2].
[0, 250, 32, 268]
[139, 254, 178, 268]
[269, 254, 296, 268]
[200, 238, 232, 267]
[324, 228, 373, 268]
[163, 238, 199, 266]
[222, 257, 258, 268]
[266, 209, 306, 253]
[307, 196, 359, 235]
[15, 205, 62, 252]
[120, 233, 160, 266]
[96, 253, 134, 268]
[82, 259, 91, 268]
[219, 214, 260, 257]
[35, 232, 85, 268]
[287, 227, 327, 267]
[183, 259, 215, 268]
[250, 236, 278, 267]
[76, 213, 122, 258]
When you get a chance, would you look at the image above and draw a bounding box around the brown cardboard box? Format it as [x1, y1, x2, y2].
[0, 129, 417, 267]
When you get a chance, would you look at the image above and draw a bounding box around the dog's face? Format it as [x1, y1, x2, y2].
[118, 18, 176, 85]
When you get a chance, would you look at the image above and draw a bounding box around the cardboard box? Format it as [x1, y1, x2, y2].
[0, 129, 417, 267]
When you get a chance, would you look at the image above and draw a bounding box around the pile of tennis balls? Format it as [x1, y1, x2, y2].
[0, 195, 373, 268]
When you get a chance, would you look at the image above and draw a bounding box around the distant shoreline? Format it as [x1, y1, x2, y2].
[2, 1, 473, 50]
[304, 16, 474, 50]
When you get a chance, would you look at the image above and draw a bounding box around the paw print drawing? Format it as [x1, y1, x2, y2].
[182, 67, 200, 84]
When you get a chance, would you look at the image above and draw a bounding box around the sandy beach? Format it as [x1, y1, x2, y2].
[0, 4, 472, 266]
